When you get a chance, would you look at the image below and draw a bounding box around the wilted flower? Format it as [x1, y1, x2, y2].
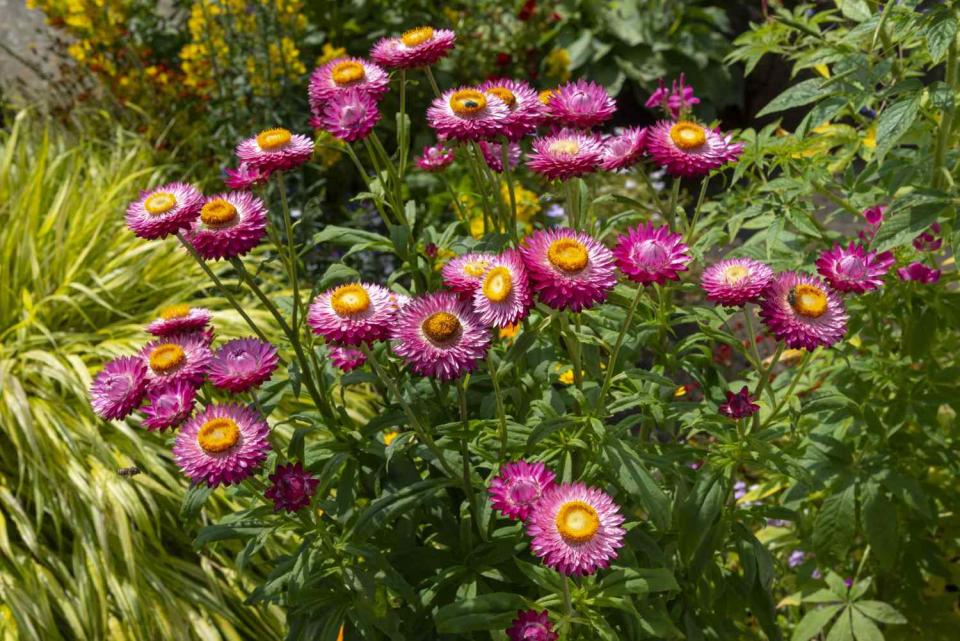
[264, 461, 320, 513]
[506, 610, 558, 641]
[897, 262, 941, 284]
[719, 386, 760, 419]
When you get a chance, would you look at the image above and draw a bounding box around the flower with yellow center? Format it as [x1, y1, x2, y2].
[200, 198, 238, 227]
[330, 284, 371, 316]
[790, 284, 828, 318]
[538, 89, 557, 106]
[548, 238, 588, 273]
[555, 500, 600, 544]
[669, 121, 707, 150]
[256, 128, 292, 151]
[401, 26, 434, 47]
[197, 417, 240, 454]
[487, 86, 516, 108]
[449, 89, 487, 116]
[331, 60, 365, 85]
[548, 138, 580, 156]
[144, 192, 177, 216]
[422, 311, 461, 343]
[482, 266, 513, 302]
[149, 344, 185, 374]
[160, 304, 191, 320]
[723, 264, 749, 284]
[463, 260, 489, 278]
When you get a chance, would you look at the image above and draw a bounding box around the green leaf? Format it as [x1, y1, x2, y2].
[179, 484, 213, 523]
[313, 225, 392, 252]
[826, 608, 855, 641]
[855, 601, 907, 625]
[678, 468, 726, 563]
[348, 479, 456, 542]
[434, 593, 527, 633]
[872, 189, 949, 252]
[861, 482, 898, 569]
[813, 483, 856, 558]
[850, 607, 884, 641]
[602, 440, 672, 530]
[595, 567, 680, 598]
[792, 605, 843, 641]
[756, 79, 827, 118]
[874, 92, 921, 163]
[838, 0, 871, 22]
[925, 9, 958, 64]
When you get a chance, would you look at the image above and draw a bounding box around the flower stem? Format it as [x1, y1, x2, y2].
[760, 349, 814, 429]
[274, 173, 300, 332]
[685, 175, 710, 242]
[500, 138, 519, 243]
[750, 342, 785, 434]
[487, 353, 509, 460]
[561, 576, 573, 619]
[565, 179, 580, 229]
[667, 177, 681, 232]
[398, 69, 408, 175]
[344, 142, 395, 226]
[424, 66, 442, 98]
[594, 284, 644, 415]
[456, 379, 479, 525]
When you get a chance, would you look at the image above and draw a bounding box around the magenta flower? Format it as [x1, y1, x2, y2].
[520, 228, 616, 311]
[488, 460, 556, 522]
[719, 386, 760, 419]
[479, 140, 521, 173]
[441, 252, 496, 294]
[601, 126, 647, 171]
[863, 205, 886, 227]
[308, 282, 397, 345]
[506, 610, 558, 641]
[141, 380, 196, 431]
[140, 333, 212, 390]
[147, 305, 212, 337]
[527, 129, 604, 181]
[208, 338, 279, 393]
[546, 79, 616, 129]
[526, 482, 626, 576]
[89, 356, 147, 421]
[427, 86, 510, 141]
[759, 272, 848, 350]
[185, 191, 268, 260]
[264, 461, 320, 513]
[471, 249, 532, 327]
[646, 120, 743, 177]
[318, 88, 382, 142]
[125, 182, 203, 240]
[613, 223, 690, 285]
[224, 162, 271, 190]
[308, 57, 389, 115]
[816, 243, 894, 294]
[479, 78, 545, 140]
[913, 223, 942, 252]
[370, 26, 456, 69]
[700, 258, 774, 307]
[173, 403, 270, 487]
[235, 128, 314, 172]
[328, 344, 366, 372]
[416, 143, 456, 172]
[897, 262, 941, 284]
[645, 74, 700, 119]
[390, 291, 491, 381]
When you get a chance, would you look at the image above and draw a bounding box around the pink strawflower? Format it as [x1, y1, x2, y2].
[527, 129, 604, 181]
[147, 304, 212, 337]
[601, 127, 647, 171]
[700, 258, 774, 307]
[236, 128, 314, 172]
[613, 223, 690, 285]
[308, 57, 389, 115]
[141, 380, 196, 431]
[441, 252, 496, 294]
[863, 205, 886, 227]
[913, 223, 942, 252]
[416, 143, 456, 172]
[390, 291, 491, 381]
[546, 79, 616, 129]
[645, 74, 700, 119]
[506, 610, 558, 641]
[427, 86, 510, 141]
[140, 333, 212, 390]
[719, 386, 760, 419]
[173, 403, 270, 487]
[520, 228, 616, 311]
[125, 182, 203, 240]
[224, 163, 271, 190]
[479, 78, 545, 140]
[370, 26, 456, 69]
[479, 140, 521, 173]
[89, 356, 147, 421]
[328, 344, 366, 372]
[488, 460, 556, 521]
[307, 282, 397, 345]
[897, 262, 941, 284]
[526, 482, 626, 576]
[646, 120, 743, 177]
[471, 250, 532, 327]
[759, 272, 848, 350]
[264, 461, 320, 513]
[185, 191, 268, 260]
[208, 338, 279, 393]
[816, 243, 894, 294]
[318, 88, 382, 142]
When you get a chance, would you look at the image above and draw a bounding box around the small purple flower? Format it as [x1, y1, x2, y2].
[897, 262, 941, 283]
[719, 386, 760, 419]
[645, 74, 700, 119]
[416, 143, 455, 172]
[545, 203, 565, 219]
[733, 480, 748, 500]
[787, 550, 807, 568]
[913, 223, 942, 252]
[506, 610, 558, 641]
[863, 205, 886, 227]
[844, 577, 854, 589]
[812, 568, 823, 580]
[264, 461, 320, 513]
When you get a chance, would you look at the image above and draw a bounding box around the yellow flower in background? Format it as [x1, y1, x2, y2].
[500, 181, 541, 222]
[318, 42, 347, 65]
[862, 124, 877, 150]
[499, 322, 521, 340]
[469, 216, 485, 239]
[545, 48, 572, 81]
[383, 430, 400, 446]
[313, 130, 346, 167]
[433, 247, 456, 271]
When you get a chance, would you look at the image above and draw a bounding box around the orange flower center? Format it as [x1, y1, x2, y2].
[331, 60, 365, 85]
[723, 265, 749, 284]
[144, 192, 177, 216]
[547, 238, 588, 273]
[790, 284, 828, 318]
[548, 138, 580, 155]
[422, 311, 460, 343]
[197, 417, 240, 454]
[200, 198, 238, 226]
[149, 343, 185, 374]
[330, 284, 370, 315]
[401, 26, 434, 47]
[538, 89, 556, 105]
[449, 89, 487, 116]
[463, 259, 489, 277]
[159, 304, 190, 320]
[555, 500, 600, 544]
[487, 86, 516, 107]
[482, 266, 513, 302]
[669, 121, 707, 150]
[256, 128, 292, 151]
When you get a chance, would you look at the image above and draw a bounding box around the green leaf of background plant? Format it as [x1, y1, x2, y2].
[874, 92, 921, 163]
[756, 79, 828, 118]
[602, 440, 672, 530]
[854, 600, 907, 625]
[813, 483, 856, 558]
[861, 481, 898, 569]
[434, 592, 528, 633]
[792, 604, 843, 641]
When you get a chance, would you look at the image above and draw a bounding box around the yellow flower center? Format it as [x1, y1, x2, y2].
[422, 311, 460, 343]
[482, 266, 513, 302]
[450, 89, 487, 116]
[538, 89, 556, 105]
[669, 121, 707, 150]
[401, 26, 434, 47]
[159, 304, 190, 320]
[330, 284, 371, 316]
[487, 86, 516, 107]
[149, 343, 185, 374]
[723, 265, 749, 284]
[331, 60, 365, 85]
[200, 198, 238, 227]
[197, 417, 240, 454]
[547, 238, 588, 273]
[555, 500, 600, 544]
[790, 284, 828, 318]
[548, 138, 580, 155]
[463, 260, 489, 277]
[144, 192, 177, 216]
[256, 128, 292, 151]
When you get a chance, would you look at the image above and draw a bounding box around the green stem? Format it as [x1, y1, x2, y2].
[565, 179, 579, 229]
[933, 35, 959, 190]
[398, 69, 408, 175]
[488, 354, 509, 459]
[750, 342, 785, 433]
[760, 349, 814, 429]
[369, 131, 406, 222]
[500, 138, 519, 243]
[344, 142, 394, 225]
[559, 313, 583, 404]
[456, 379, 479, 525]
[686, 175, 710, 242]
[441, 174, 468, 222]
[424, 66, 442, 98]
[274, 173, 300, 332]
[594, 285, 644, 415]
[667, 177, 681, 232]
[561, 576, 573, 619]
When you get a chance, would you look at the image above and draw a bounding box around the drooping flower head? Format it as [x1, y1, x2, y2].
[236, 128, 314, 172]
[208, 338, 279, 393]
[488, 460, 556, 521]
[125, 182, 203, 240]
[307, 282, 397, 345]
[897, 262, 941, 284]
[613, 223, 690, 285]
[140, 333, 212, 390]
[645, 74, 700, 119]
[264, 461, 320, 513]
[370, 26, 456, 69]
[308, 56, 389, 114]
[479, 78, 545, 140]
[416, 143, 456, 172]
[89, 356, 148, 421]
[147, 304, 212, 337]
[472, 250, 533, 327]
[317, 88, 382, 142]
[521, 228, 616, 311]
[700, 258, 774, 307]
[427, 87, 510, 141]
[646, 120, 743, 177]
[718, 386, 760, 419]
[173, 403, 271, 487]
[479, 140, 521, 173]
[224, 163, 270, 190]
[546, 79, 616, 129]
[441, 252, 496, 294]
[601, 126, 647, 171]
[328, 344, 367, 372]
[913, 223, 942, 252]
[816, 243, 894, 294]
[506, 610, 558, 641]
[391, 291, 491, 380]
[759, 272, 848, 350]
[141, 380, 196, 431]
[527, 129, 604, 181]
[186, 191, 268, 260]
[526, 482, 626, 576]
